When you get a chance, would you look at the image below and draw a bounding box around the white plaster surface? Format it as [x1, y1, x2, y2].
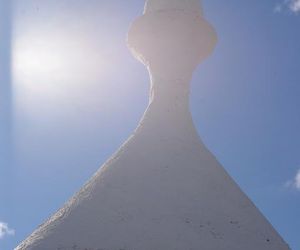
[144, 0, 202, 14]
[16, 0, 290, 249]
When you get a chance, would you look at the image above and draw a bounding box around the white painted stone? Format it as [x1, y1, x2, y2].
[16, 0, 290, 249]
[144, 0, 202, 14]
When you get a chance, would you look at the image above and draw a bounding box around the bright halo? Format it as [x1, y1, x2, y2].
[13, 30, 103, 88]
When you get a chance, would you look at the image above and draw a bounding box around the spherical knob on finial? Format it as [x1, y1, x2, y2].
[128, 0, 217, 76]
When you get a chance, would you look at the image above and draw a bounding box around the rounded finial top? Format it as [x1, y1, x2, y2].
[128, 0, 217, 77]
[144, 0, 203, 15]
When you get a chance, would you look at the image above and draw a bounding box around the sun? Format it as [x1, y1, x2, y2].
[13, 29, 103, 88]
[14, 31, 72, 81]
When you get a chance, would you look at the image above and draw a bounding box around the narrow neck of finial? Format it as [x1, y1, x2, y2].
[150, 71, 191, 106]
[137, 70, 198, 138]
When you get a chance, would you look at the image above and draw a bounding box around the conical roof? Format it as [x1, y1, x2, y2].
[16, 1, 290, 250]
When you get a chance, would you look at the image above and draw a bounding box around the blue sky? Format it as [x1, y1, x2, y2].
[0, 0, 300, 249]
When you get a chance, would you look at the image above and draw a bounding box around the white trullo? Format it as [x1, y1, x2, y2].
[16, 0, 290, 249]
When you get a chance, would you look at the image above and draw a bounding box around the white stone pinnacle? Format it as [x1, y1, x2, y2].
[16, 1, 290, 249]
[144, 0, 202, 14]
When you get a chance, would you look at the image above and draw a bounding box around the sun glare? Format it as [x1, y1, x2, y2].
[13, 30, 104, 89]
[14, 35, 67, 78]
[12, 28, 108, 119]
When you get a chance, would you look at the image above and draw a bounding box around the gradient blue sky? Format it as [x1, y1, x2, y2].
[0, 0, 300, 249]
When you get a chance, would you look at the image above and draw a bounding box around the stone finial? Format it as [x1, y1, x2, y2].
[144, 0, 203, 14]
[128, 0, 217, 78]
